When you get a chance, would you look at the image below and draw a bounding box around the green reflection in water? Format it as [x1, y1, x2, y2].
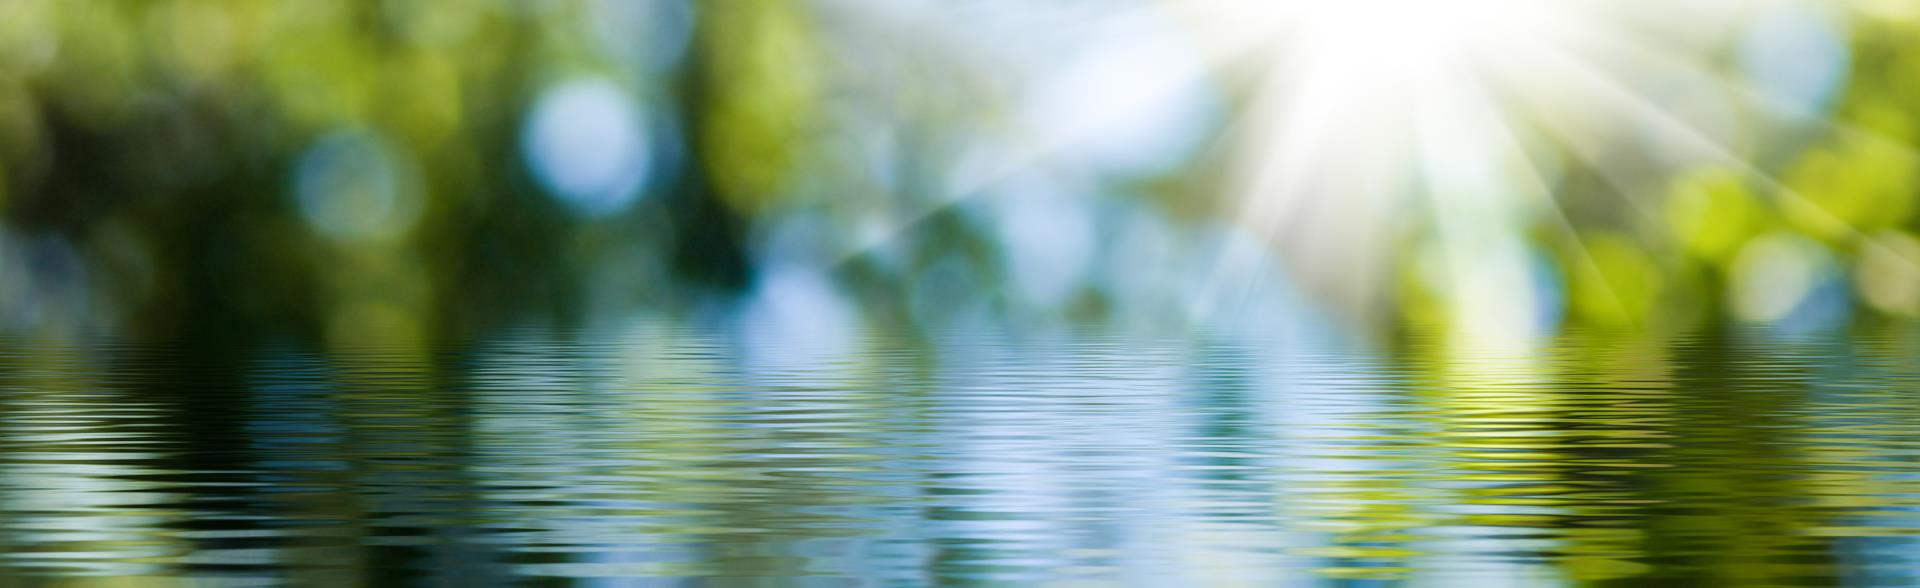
[0, 324, 1913, 586]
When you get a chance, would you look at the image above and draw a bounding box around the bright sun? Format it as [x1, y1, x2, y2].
[1170, 0, 1866, 347]
[1169, 0, 1606, 344]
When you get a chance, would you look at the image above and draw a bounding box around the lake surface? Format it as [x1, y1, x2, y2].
[0, 322, 1916, 586]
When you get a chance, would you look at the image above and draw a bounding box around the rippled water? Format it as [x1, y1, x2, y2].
[0, 323, 1916, 586]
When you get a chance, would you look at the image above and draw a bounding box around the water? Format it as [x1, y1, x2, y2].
[0, 323, 1916, 586]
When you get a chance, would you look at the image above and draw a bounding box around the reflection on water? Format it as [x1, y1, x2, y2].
[0, 323, 1916, 585]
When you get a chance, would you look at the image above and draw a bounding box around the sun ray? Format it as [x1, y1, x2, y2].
[1514, 44, 1920, 273]
[1450, 64, 1640, 328]
[827, 0, 1918, 329]
[1559, 11, 1920, 167]
[1477, 57, 1693, 236]
[824, 0, 1288, 268]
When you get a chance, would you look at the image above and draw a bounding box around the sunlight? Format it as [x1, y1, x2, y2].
[1287, 0, 1564, 75]
[1180, 0, 1599, 346]
[1189, 0, 1578, 83]
[1175, 0, 1886, 342]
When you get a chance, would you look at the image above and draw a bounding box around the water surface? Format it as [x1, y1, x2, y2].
[0, 324, 1916, 585]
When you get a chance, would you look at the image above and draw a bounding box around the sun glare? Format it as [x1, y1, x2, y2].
[1297, 0, 1563, 72]
[1173, 0, 1599, 347]
[1171, 0, 1878, 347]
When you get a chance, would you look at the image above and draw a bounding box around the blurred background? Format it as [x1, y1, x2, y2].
[3, 0, 1920, 347]
[6, 3, 1920, 584]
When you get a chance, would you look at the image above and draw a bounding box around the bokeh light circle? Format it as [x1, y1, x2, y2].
[293, 130, 421, 242]
[1739, 3, 1850, 117]
[522, 77, 651, 217]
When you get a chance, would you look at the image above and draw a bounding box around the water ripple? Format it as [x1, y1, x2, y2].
[0, 325, 1913, 584]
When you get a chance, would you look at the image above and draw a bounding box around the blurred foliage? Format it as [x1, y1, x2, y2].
[1402, 3, 1920, 338]
[2, 0, 1920, 345]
